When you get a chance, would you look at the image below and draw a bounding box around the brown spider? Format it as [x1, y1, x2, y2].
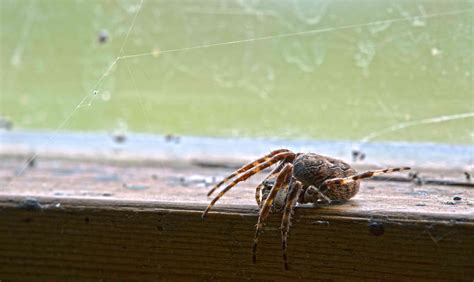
[202, 149, 410, 270]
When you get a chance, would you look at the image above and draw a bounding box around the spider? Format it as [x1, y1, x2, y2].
[202, 149, 410, 270]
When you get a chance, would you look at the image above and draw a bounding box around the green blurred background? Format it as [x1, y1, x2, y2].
[1, 0, 473, 144]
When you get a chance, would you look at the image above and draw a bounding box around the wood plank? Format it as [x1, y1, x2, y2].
[1, 155, 473, 280]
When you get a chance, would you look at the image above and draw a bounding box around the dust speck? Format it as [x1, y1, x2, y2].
[368, 221, 385, 236]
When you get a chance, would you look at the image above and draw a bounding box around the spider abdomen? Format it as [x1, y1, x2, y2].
[203, 149, 410, 270]
[293, 153, 354, 185]
[293, 153, 360, 202]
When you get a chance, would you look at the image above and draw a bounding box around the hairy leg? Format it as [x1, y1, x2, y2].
[202, 152, 295, 218]
[207, 149, 290, 197]
[303, 185, 332, 205]
[253, 163, 293, 264]
[281, 180, 303, 270]
[255, 158, 294, 207]
[323, 167, 410, 186]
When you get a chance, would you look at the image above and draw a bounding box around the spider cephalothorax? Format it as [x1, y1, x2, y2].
[202, 149, 410, 270]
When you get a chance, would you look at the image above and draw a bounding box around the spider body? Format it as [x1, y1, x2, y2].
[293, 153, 359, 203]
[202, 149, 409, 270]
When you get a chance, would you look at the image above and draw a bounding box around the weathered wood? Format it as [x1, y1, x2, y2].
[0, 157, 473, 280]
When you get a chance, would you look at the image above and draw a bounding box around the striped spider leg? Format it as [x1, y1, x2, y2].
[202, 150, 296, 218]
[203, 149, 411, 270]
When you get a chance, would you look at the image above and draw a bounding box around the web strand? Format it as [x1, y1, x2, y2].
[117, 8, 473, 61]
[119, 0, 144, 56]
[125, 62, 153, 132]
[7, 4, 472, 183]
[359, 112, 474, 143]
[8, 0, 144, 182]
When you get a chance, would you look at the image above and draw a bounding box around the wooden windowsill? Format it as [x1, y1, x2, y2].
[1, 132, 473, 280]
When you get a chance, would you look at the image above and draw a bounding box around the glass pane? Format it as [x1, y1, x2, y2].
[1, 0, 473, 145]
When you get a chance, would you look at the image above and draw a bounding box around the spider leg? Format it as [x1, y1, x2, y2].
[202, 152, 295, 218]
[323, 167, 411, 186]
[253, 163, 293, 264]
[207, 149, 290, 197]
[281, 180, 303, 271]
[306, 185, 332, 204]
[255, 158, 292, 207]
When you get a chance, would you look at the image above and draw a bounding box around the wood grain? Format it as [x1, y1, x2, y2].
[0, 157, 473, 281]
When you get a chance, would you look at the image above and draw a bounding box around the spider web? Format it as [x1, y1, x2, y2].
[1, 0, 473, 172]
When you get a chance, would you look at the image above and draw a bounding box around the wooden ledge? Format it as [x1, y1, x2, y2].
[1, 156, 473, 280]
